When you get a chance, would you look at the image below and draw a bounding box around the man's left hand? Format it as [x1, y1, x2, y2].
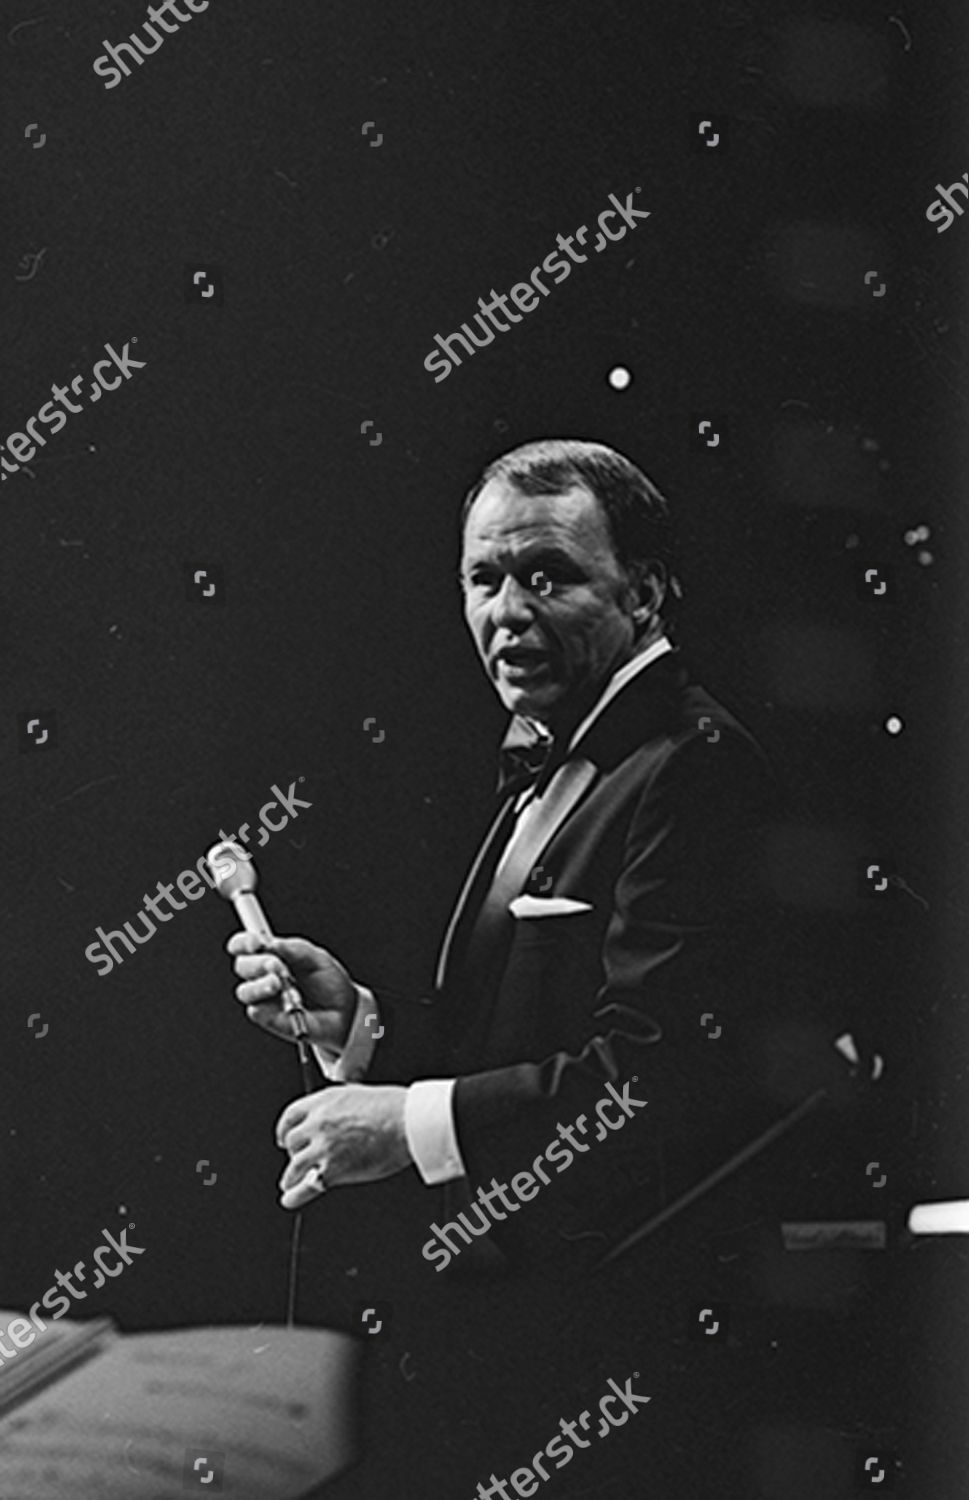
[275, 1084, 411, 1209]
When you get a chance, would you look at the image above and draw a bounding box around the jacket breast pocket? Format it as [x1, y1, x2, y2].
[508, 904, 597, 952]
[490, 905, 603, 1059]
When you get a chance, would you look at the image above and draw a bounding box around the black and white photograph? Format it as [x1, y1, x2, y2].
[2, 3, 967, 1495]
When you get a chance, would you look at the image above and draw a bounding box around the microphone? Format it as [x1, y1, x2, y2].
[206, 839, 321, 1077]
[206, 838, 275, 941]
[207, 841, 330, 1311]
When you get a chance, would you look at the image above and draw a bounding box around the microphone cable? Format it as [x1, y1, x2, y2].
[278, 969, 343, 1329]
[203, 840, 344, 1331]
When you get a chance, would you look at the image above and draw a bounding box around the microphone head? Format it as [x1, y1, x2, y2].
[206, 841, 256, 898]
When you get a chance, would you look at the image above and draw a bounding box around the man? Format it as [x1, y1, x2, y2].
[228, 440, 811, 1496]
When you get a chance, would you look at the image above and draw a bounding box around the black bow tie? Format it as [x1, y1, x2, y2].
[496, 717, 557, 798]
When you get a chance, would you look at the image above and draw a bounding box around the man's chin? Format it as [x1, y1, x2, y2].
[498, 681, 562, 718]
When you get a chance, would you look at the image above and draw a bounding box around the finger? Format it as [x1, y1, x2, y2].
[280, 1177, 326, 1210]
[279, 1156, 308, 1192]
[232, 950, 288, 980]
[279, 1159, 330, 1207]
[284, 1138, 318, 1172]
[275, 1101, 309, 1147]
[226, 932, 279, 957]
[242, 1002, 299, 1037]
[234, 974, 283, 1006]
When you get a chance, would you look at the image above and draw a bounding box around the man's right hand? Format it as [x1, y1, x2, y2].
[227, 932, 359, 1053]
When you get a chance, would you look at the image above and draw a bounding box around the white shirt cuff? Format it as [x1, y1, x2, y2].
[404, 1079, 466, 1184]
[309, 984, 379, 1083]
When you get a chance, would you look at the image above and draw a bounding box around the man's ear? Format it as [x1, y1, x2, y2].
[628, 560, 667, 622]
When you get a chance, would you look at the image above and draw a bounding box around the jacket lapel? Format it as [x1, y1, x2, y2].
[433, 797, 518, 991]
[435, 652, 691, 996]
[459, 757, 598, 984]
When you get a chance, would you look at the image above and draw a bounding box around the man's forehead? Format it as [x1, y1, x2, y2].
[463, 480, 609, 554]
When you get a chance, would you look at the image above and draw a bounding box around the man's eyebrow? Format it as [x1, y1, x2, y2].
[463, 544, 577, 568]
[521, 545, 576, 564]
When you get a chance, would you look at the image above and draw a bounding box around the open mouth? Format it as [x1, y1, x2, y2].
[497, 649, 550, 680]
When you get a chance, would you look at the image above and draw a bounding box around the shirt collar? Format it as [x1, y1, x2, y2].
[498, 635, 674, 802]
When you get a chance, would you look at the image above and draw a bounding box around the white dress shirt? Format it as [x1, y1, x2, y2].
[315, 635, 674, 1185]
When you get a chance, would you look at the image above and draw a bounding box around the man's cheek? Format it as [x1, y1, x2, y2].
[548, 630, 580, 682]
[468, 620, 491, 667]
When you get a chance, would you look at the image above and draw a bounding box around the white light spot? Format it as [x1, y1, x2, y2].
[833, 1032, 860, 1065]
[608, 366, 632, 390]
[909, 1200, 969, 1234]
[885, 716, 903, 735]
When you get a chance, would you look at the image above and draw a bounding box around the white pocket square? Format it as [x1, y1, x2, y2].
[509, 896, 594, 918]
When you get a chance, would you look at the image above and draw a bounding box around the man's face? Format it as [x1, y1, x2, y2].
[460, 479, 643, 726]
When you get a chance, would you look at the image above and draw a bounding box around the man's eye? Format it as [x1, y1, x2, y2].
[527, 566, 569, 589]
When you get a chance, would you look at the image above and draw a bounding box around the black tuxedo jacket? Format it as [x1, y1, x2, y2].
[336, 654, 874, 1500]
[371, 650, 809, 1268]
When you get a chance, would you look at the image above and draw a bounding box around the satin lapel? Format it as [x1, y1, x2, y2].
[460, 757, 598, 982]
[433, 797, 518, 991]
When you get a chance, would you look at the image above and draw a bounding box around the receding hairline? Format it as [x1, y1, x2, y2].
[457, 438, 680, 610]
[462, 473, 608, 524]
[460, 476, 640, 580]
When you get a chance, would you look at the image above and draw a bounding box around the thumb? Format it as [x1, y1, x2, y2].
[260, 934, 295, 974]
[263, 934, 318, 974]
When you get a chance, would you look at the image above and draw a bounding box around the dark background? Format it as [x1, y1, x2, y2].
[2, 0, 966, 1494]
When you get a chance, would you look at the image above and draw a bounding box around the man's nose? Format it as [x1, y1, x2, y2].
[491, 574, 535, 626]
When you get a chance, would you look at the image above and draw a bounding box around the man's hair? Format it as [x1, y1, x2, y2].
[459, 438, 682, 610]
